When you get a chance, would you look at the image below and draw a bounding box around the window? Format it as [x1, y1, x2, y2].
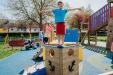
[11, 28, 13, 31]
[23, 29, 26, 31]
[34, 29, 37, 31]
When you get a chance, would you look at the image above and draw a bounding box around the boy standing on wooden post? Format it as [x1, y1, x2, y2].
[40, 1, 79, 46]
[53, 1, 67, 45]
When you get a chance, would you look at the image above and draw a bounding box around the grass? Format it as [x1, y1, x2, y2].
[0, 35, 107, 60]
[0, 42, 21, 60]
[0, 35, 38, 60]
[97, 36, 107, 42]
[85, 36, 107, 42]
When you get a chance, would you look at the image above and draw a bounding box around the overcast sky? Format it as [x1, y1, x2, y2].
[62, 0, 107, 11]
[0, 0, 107, 20]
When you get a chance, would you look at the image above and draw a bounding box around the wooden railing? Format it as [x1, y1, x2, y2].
[89, 3, 112, 32]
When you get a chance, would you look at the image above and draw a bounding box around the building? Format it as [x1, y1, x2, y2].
[0, 23, 40, 33]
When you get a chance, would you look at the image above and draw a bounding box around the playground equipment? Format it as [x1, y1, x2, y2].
[87, 3, 110, 45]
[106, 18, 113, 50]
[45, 45, 79, 75]
[80, 22, 89, 45]
[80, 0, 113, 50]
[5, 31, 25, 49]
[79, 46, 83, 62]
[32, 28, 83, 67]
[88, 0, 113, 33]
[42, 46, 83, 63]
[42, 29, 83, 62]
[111, 42, 113, 52]
[9, 39, 24, 50]
[64, 29, 79, 42]
[3, 25, 25, 48]
[9, 39, 24, 47]
[64, 29, 83, 62]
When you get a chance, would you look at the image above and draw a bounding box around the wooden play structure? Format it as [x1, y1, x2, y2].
[9, 39, 24, 48]
[106, 18, 113, 50]
[80, 0, 113, 50]
[88, 2, 110, 46]
[45, 45, 79, 75]
[4, 28, 25, 48]
[9, 39, 24, 47]
[80, 22, 89, 45]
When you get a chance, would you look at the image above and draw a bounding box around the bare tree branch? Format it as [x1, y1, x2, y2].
[8, 0, 57, 30]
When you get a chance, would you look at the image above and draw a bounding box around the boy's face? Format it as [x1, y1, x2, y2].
[58, 2, 64, 8]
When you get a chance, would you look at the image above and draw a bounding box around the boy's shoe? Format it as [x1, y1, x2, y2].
[57, 45, 64, 48]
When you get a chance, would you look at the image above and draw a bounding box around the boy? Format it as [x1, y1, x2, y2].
[53, 1, 67, 45]
[40, 1, 79, 45]
[53, 1, 78, 45]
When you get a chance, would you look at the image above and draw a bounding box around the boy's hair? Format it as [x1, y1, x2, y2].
[58, 1, 63, 4]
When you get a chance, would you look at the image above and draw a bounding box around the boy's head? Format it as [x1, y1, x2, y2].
[58, 1, 64, 8]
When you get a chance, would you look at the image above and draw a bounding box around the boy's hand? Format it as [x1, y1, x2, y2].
[68, 8, 81, 11]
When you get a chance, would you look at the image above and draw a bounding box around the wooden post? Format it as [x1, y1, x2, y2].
[106, 18, 113, 50]
[45, 45, 79, 75]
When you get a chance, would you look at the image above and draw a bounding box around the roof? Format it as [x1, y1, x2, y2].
[0, 23, 39, 28]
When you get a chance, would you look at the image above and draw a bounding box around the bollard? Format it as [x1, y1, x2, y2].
[45, 45, 79, 75]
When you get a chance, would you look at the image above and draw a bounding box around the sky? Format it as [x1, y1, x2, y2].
[62, 0, 107, 11]
[0, 0, 107, 20]
[0, 0, 14, 19]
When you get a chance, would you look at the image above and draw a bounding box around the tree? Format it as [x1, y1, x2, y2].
[0, 13, 9, 27]
[8, 0, 57, 30]
[66, 5, 93, 29]
[0, 19, 9, 28]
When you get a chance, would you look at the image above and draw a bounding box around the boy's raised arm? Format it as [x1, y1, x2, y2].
[67, 8, 81, 11]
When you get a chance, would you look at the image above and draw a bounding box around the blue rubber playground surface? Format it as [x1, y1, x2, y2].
[0, 49, 37, 75]
[80, 48, 113, 75]
[0, 47, 113, 75]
